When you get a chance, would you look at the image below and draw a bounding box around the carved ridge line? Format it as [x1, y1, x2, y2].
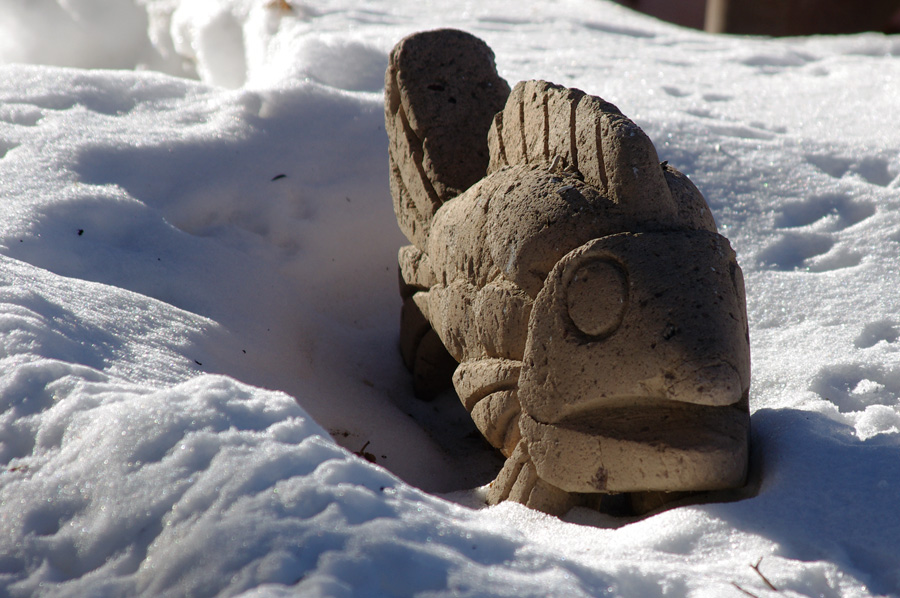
[397, 103, 442, 212]
[568, 93, 581, 173]
[492, 111, 508, 169]
[541, 91, 550, 162]
[517, 89, 527, 163]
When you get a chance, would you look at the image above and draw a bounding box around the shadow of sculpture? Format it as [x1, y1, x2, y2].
[706, 409, 900, 596]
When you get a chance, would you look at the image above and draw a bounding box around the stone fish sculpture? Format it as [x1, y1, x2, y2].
[385, 29, 751, 515]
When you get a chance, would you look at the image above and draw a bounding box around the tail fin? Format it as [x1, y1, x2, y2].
[385, 29, 510, 249]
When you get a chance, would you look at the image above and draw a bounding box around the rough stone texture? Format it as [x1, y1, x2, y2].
[519, 231, 750, 424]
[385, 29, 511, 249]
[386, 29, 751, 516]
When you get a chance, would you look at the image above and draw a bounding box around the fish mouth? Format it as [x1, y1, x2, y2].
[520, 395, 750, 494]
[453, 357, 750, 495]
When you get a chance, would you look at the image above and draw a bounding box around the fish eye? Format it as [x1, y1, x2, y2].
[564, 257, 628, 339]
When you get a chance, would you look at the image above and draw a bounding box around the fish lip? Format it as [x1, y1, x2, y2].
[662, 360, 746, 407]
[527, 359, 747, 424]
[520, 397, 750, 493]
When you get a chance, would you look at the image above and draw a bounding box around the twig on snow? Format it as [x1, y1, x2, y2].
[751, 557, 778, 592]
[731, 582, 762, 598]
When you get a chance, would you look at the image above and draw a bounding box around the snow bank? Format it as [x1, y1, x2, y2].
[1, 0, 900, 596]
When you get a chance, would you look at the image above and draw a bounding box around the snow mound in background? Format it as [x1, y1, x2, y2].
[0, 0, 186, 77]
[0, 0, 391, 91]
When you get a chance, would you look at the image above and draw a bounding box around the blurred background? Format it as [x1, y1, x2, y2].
[616, 0, 900, 35]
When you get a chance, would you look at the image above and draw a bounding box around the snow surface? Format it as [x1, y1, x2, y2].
[1, 0, 900, 596]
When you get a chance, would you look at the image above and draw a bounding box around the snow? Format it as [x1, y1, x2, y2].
[1, 0, 899, 596]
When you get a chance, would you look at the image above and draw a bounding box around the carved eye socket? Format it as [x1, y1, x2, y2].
[565, 258, 628, 339]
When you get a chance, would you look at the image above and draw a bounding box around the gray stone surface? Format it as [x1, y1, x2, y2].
[386, 29, 751, 516]
[385, 29, 510, 249]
